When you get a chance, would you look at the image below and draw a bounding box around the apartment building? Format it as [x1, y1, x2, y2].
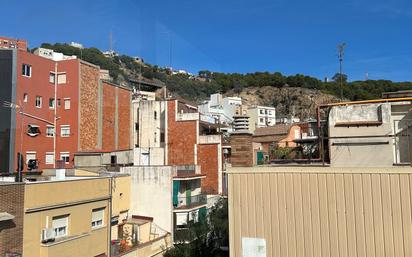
[22, 176, 112, 257]
[198, 93, 242, 128]
[173, 166, 207, 241]
[0, 43, 131, 173]
[247, 105, 276, 133]
[0, 36, 27, 50]
[11, 170, 130, 257]
[168, 99, 223, 194]
[132, 99, 223, 195]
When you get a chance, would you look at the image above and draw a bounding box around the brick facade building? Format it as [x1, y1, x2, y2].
[166, 100, 223, 194]
[0, 36, 27, 50]
[0, 182, 24, 256]
[0, 40, 131, 173]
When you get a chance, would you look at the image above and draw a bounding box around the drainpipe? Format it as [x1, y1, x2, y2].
[53, 63, 58, 169]
[108, 176, 113, 257]
[316, 106, 325, 166]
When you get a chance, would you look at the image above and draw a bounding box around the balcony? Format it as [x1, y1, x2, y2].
[173, 165, 205, 180]
[176, 112, 199, 121]
[174, 194, 207, 210]
[199, 135, 221, 144]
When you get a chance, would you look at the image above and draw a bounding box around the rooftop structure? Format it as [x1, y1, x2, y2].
[0, 36, 27, 50]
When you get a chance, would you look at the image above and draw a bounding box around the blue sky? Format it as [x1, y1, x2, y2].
[1, 0, 411, 81]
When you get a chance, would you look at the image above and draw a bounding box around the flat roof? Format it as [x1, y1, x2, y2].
[227, 166, 412, 174]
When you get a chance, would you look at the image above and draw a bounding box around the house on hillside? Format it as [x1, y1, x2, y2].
[252, 124, 302, 162]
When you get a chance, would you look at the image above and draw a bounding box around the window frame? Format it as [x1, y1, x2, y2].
[26, 151, 36, 164]
[60, 125, 70, 137]
[52, 215, 69, 238]
[91, 208, 105, 229]
[64, 98, 71, 110]
[45, 152, 55, 165]
[46, 125, 55, 137]
[22, 64, 32, 77]
[60, 152, 70, 164]
[35, 96, 42, 108]
[49, 98, 55, 109]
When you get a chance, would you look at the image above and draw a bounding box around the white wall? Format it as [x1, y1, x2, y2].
[329, 103, 395, 167]
[120, 166, 173, 233]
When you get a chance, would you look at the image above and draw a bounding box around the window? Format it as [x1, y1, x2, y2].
[27, 125, 40, 137]
[91, 208, 105, 228]
[259, 109, 264, 114]
[294, 129, 301, 140]
[46, 126, 55, 137]
[35, 96, 42, 108]
[22, 64, 31, 77]
[45, 152, 55, 165]
[61, 125, 70, 137]
[23, 93, 28, 102]
[64, 98, 70, 110]
[259, 118, 264, 123]
[60, 152, 70, 164]
[52, 215, 69, 238]
[49, 73, 55, 83]
[49, 98, 55, 109]
[50, 72, 67, 84]
[160, 132, 165, 143]
[57, 98, 61, 107]
[26, 151, 36, 164]
[154, 111, 157, 120]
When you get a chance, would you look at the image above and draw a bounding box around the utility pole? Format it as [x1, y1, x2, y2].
[337, 43, 346, 101]
[109, 30, 113, 54]
[53, 63, 58, 169]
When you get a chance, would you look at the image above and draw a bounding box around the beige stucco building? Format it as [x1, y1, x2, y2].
[21, 172, 131, 257]
[23, 176, 112, 257]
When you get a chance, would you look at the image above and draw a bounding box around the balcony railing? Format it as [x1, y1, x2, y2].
[174, 194, 207, 209]
[173, 165, 201, 177]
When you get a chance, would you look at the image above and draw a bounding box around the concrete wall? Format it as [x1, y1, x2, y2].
[120, 166, 173, 234]
[134, 147, 165, 166]
[329, 103, 394, 167]
[74, 150, 133, 168]
[228, 166, 412, 257]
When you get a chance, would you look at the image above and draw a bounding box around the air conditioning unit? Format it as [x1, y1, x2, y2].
[41, 228, 56, 243]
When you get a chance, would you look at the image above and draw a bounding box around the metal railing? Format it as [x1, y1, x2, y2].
[174, 194, 207, 209]
[174, 165, 201, 177]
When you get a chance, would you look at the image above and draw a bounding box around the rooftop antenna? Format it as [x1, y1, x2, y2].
[109, 30, 113, 53]
[337, 42, 346, 100]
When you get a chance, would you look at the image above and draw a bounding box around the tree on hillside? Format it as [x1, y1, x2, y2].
[332, 73, 348, 83]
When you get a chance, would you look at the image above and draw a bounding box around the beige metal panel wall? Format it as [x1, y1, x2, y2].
[228, 167, 412, 257]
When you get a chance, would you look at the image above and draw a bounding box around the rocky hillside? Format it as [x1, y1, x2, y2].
[37, 43, 411, 116]
[226, 86, 340, 120]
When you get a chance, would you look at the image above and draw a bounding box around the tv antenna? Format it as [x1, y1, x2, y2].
[337, 43, 346, 100]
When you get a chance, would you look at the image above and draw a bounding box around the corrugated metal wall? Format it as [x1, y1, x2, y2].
[228, 168, 412, 257]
